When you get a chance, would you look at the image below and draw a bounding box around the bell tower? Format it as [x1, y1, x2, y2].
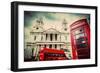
[62, 19, 67, 31]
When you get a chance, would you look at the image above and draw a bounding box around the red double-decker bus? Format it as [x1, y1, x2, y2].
[39, 48, 68, 61]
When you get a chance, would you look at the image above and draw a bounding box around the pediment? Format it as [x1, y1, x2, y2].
[43, 28, 61, 34]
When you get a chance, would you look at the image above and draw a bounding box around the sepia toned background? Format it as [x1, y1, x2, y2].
[24, 11, 90, 61]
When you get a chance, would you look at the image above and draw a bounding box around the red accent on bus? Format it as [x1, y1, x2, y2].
[39, 48, 68, 61]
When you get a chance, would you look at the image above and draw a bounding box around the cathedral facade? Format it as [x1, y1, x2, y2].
[24, 18, 72, 60]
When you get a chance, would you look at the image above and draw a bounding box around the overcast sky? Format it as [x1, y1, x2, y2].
[24, 11, 90, 27]
[24, 11, 90, 42]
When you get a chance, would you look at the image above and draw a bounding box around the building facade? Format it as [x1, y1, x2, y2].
[24, 18, 72, 60]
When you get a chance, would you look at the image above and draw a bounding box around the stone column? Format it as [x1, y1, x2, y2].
[44, 34, 46, 42]
[52, 44, 55, 49]
[56, 44, 58, 49]
[57, 34, 60, 41]
[53, 34, 55, 41]
[60, 34, 61, 42]
[48, 34, 50, 41]
[47, 44, 49, 48]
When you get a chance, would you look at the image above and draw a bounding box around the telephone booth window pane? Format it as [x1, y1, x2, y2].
[76, 37, 87, 49]
[77, 43, 87, 48]
[74, 27, 88, 49]
[75, 33, 85, 39]
[76, 38, 85, 44]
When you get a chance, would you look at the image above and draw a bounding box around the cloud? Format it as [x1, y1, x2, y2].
[24, 11, 90, 28]
[24, 11, 59, 27]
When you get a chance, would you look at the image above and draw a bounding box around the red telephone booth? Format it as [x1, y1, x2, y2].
[70, 19, 90, 59]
